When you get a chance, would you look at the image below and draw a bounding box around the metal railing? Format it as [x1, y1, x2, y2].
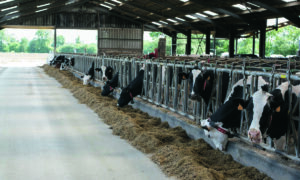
[57, 53, 300, 160]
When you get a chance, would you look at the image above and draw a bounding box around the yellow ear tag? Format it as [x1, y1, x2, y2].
[207, 76, 210, 81]
[238, 104, 243, 111]
[182, 75, 186, 80]
[276, 106, 280, 112]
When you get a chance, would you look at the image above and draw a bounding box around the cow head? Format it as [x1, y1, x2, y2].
[81, 75, 92, 85]
[201, 98, 248, 151]
[117, 87, 133, 107]
[179, 68, 214, 103]
[247, 87, 276, 144]
[101, 72, 119, 96]
[81, 62, 95, 85]
[201, 119, 228, 151]
[96, 66, 113, 81]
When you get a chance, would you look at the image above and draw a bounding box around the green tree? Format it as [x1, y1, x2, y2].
[86, 44, 97, 54]
[0, 30, 9, 52]
[56, 35, 65, 47]
[75, 36, 81, 44]
[28, 30, 53, 53]
[18, 38, 29, 52]
[57, 44, 76, 53]
[9, 42, 19, 52]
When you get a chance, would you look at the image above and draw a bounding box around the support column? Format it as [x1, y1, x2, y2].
[205, 31, 210, 55]
[97, 28, 101, 55]
[171, 32, 177, 56]
[186, 29, 191, 55]
[259, 20, 267, 58]
[235, 38, 238, 54]
[252, 33, 256, 55]
[229, 33, 235, 58]
[54, 28, 57, 54]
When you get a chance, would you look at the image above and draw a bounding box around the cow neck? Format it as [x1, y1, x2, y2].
[208, 118, 234, 138]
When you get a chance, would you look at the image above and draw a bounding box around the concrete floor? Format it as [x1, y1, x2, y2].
[0, 63, 170, 180]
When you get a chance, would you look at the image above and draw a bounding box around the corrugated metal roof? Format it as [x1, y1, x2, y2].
[0, 0, 299, 38]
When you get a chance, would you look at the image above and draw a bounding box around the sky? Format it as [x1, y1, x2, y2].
[4, 28, 153, 43]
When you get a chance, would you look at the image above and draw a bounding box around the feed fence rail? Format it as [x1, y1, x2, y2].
[56, 53, 300, 160]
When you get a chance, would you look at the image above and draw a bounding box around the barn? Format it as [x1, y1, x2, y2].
[1, 0, 300, 179]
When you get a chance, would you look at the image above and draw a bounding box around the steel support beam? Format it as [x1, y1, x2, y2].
[186, 29, 191, 55]
[205, 31, 210, 55]
[171, 32, 177, 56]
[259, 21, 267, 58]
[229, 33, 235, 58]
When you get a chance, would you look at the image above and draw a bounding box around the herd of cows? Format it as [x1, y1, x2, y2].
[49, 55, 299, 152]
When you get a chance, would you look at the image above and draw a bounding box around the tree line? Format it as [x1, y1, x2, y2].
[1, 26, 299, 57]
[0, 29, 97, 54]
[143, 25, 300, 57]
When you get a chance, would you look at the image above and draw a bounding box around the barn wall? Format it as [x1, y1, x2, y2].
[97, 28, 143, 56]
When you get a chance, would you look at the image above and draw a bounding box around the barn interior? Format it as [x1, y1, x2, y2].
[1, 1, 300, 179]
[0, 0, 300, 57]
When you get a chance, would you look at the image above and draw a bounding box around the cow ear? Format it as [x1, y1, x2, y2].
[237, 104, 243, 110]
[232, 98, 250, 110]
[261, 84, 269, 92]
[275, 106, 281, 112]
[178, 73, 188, 80]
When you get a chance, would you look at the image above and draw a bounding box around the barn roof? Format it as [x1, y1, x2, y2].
[0, 0, 300, 38]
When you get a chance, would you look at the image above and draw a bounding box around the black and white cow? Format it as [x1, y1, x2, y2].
[81, 62, 95, 85]
[101, 72, 119, 96]
[95, 66, 114, 82]
[247, 82, 300, 150]
[117, 66, 144, 107]
[178, 68, 229, 104]
[50, 55, 65, 68]
[201, 76, 268, 150]
[60, 57, 74, 70]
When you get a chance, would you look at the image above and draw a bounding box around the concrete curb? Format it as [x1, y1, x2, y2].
[71, 70, 300, 180]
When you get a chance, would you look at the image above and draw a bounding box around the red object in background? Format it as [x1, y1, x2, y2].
[154, 48, 158, 58]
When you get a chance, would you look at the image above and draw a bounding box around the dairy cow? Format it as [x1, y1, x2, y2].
[178, 68, 229, 104]
[117, 66, 144, 107]
[95, 66, 114, 81]
[101, 72, 119, 96]
[247, 82, 300, 150]
[81, 62, 95, 85]
[201, 76, 268, 150]
[50, 55, 65, 68]
[60, 57, 75, 70]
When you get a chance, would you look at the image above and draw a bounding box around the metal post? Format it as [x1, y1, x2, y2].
[144, 60, 149, 98]
[297, 96, 300, 158]
[165, 64, 170, 106]
[173, 66, 179, 111]
[240, 59, 247, 134]
[157, 64, 162, 104]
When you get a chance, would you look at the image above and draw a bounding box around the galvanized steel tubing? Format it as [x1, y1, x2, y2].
[57, 53, 300, 159]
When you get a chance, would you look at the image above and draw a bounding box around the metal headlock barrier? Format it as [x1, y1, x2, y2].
[57, 53, 300, 161]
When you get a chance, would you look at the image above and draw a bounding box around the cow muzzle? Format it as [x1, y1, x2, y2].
[248, 129, 261, 144]
[190, 94, 198, 100]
